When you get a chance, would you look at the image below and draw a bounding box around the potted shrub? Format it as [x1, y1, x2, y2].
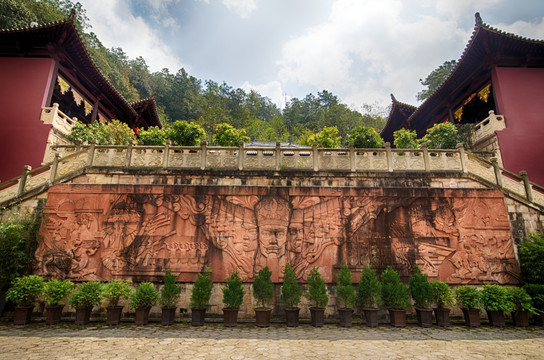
[190, 268, 213, 326]
[381, 266, 411, 327]
[523, 283, 544, 326]
[506, 286, 535, 327]
[130, 282, 158, 325]
[480, 284, 513, 327]
[409, 264, 434, 327]
[6, 275, 44, 325]
[430, 281, 454, 327]
[103, 279, 132, 325]
[253, 266, 274, 327]
[159, 269, 180, 326]
[281, 263, 302, 327]
[335, 262, 355, 327]
[454, 285, 481, 327]
[358, 266, 381, 327]
[306, 266, 328, 327]
[43, 279, 73, 325]
[70, 281, 103, 325]
[222, 268, 245, 327]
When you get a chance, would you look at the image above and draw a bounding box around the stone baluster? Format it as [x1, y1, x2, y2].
[421, 143, 430, 172]
[163, 141, 170, 168]
[87, 140, 97, 166]
[520, 171, 533, 203]
[125, 140, 134, 167]
[456, 143, 468, 173]
[385, 142, 393, 172]
[49, 153, 60, 184]
[349, 142, 355, 172]
[491, 158, 502, 188]
[200, 141, 207, 170]
[238, 141, 244, 171]
[313, 142, 319, 172]
[275, 142, 281, 171]
[17, 165, 32, 197]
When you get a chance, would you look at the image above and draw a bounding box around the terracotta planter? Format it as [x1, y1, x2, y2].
[338, 308, 354, 327]
[13, 306, 33, 325]
[223, 308, 239, 327]
[363, 308, 379, 327]
[486, 310, 505, 327]
[191, 308, 206, 326]
[388, 309, 406, 327]
[135, 306, 151, 325]
[512, 310, 529, 327]
[433, 307, 450, 327]
[285, 308, 300, 327]
[310, 307, 325, 327]
[75, 307, 92, 325]
[255, 308, 271, 327]
[45, 306, 63, 325]
[462, 308, 480, 327]
[106, 306, 124, 325]
[416, 308, 433, 328]
[533, 313, 544, 326]
[161, 307, 176, 326]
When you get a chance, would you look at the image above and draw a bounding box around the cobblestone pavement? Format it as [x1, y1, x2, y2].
[0, 321, 543, 360]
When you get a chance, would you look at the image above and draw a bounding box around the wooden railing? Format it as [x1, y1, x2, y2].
[2, 142, 543, 210]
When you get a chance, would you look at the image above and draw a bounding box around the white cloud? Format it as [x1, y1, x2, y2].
[222, 0, 257, 19]
[496, 17, 544, 39]
[241, 80, 286, 109]
[79, 0, 183, 73]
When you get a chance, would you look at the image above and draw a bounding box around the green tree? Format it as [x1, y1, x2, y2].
[281, 263, 302, 309]
[138, 126, 167, 146]
[422, 122, 460, 149]
[167, 120, 206, 146]
[519, 232, 544, 284]
[305, 266, 328, 308]
[306, 126, 341, 148]
[409, 264, 433, 309]
[393, 128, 418, 149]
[417, 60, 457, 101]
[335, 262, 355, 308]
[212, 123, 250, 147]
[345, 125, 385, 148]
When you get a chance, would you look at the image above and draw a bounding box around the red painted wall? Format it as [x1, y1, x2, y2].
[0, 57, 56, 182]
[492, 67, 544, 186]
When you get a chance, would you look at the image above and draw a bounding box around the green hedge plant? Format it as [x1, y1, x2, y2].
[381, 266, 411, 310]
[519, 232, 544, 284]
[281, 263, 302, 309]
[130, 282, 159, 309]
[506, 287, 536, 314]
[222, 269, 244, 310]
[159, 269, 180, 308]
[454, 286, 481, 310]
[253, 266, 274, 309]
[6, 275, 45, 307]
[480, 284, 513, 312]
[70, 281, 103, 309]
[191, 268, 213, 310]
[523, 284, 544, 314]
[43, 279, 73, 307]
[409, 264, 433, 309]
[306, 266, 328, 309]
[103, 279, 132, 307]
[358, 266, 381, 309]
[335, 262, 355, 309]
[430, 281, 454, 309]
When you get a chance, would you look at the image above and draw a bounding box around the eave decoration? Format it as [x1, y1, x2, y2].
[453, 83, 492, 122]
[56, 75, 94, 116]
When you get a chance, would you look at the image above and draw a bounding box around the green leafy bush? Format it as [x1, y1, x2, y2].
[305, 266, 328, 309]
[69, 281, 103, 309]
[308, 126, 341, 148]
[138, 126, 167, 146]
[381, 266, 410, 310]
[430, 281, 454, 308]
[519, 232, 544, 284]
[43, 279, 73, 307]
[190, 268, 213, 309]
[335, 262, 355, 308]
[6, 275, 44, 307]
[130, 282, 159, 309]
[67, 120, 136, 145]
[506, 287, 536, 313]
[409, 264, 433, 309]
[523, 284, 544, 313]
[422, 122, 460, 149]
[345, 125, 385, 148]
[159, 269, 180, 308]
[0, 207, 42, 294]
[253, 266, 274, 309]
[167, 120, 207, 146]
[212, 123, 249, 147]
[393, 128, 418, 149]
[222, 269, 244, 310]
[358, 266, 381, 309]
[480, 284, 513, 312]
[103, 279, 132, 307]
[454, 285, 481, 310]
[281, 263, 302, 309]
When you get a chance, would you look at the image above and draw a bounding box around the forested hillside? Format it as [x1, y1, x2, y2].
[0, 0, 388, 145]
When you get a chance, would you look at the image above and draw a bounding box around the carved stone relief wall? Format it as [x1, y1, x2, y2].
[35, 184, 520, 284]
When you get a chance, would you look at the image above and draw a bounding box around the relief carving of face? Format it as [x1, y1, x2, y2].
[259, 224, 287, 257]
[255, 196, 291, 259]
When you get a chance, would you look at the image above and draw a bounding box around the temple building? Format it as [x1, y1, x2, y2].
[0, 12, 160, 183]
[382, 13, 544, 186]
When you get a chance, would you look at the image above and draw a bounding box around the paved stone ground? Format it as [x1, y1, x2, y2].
[0, 321, 543, 360]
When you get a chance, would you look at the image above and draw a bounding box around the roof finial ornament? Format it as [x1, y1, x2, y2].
[69, 9, 77, 23]
[475, 12, 483, 26]
[390, 93, 397, 103]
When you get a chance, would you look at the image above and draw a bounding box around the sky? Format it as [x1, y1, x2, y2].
[75, 0, 544, 111]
